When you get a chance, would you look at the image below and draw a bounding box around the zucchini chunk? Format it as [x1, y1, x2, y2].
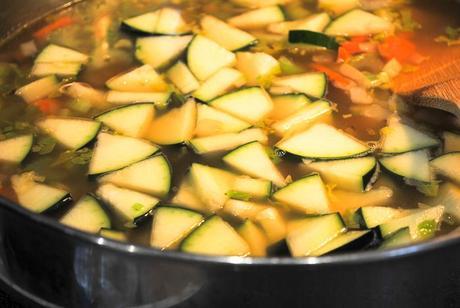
[106, 91, 171, 107]
[431, 152, 460, 184]
[442, 131, 460, 153]
[430, 183, 460, 223]
[187, 35, 236, 81]
[354, 206, 406, 228]
[232, 177, 272, 200]
[171, 176, 210, 214]
[146, 99, 197, 145]
[194, 104, 251, 137]
[37, 117, 101, 150]
[228, 6, 285, 30]
[272, 99, 332, 136]
[11, 173, 72, 214]
[235, 52, 281, 86]
[238, 220, 268, 257]
[325, 9, 394, 37]
[122, 11, 159, 34]
[166, 61, 200, 94]
[35, 44, 89, 64]
[96, 183, 160, 227]
[95, 103, 155, 138]
[379, 205, 444, 239]
[305, 156, 378, 192]
[31, 63, 83, 78]
[272, 72, 328, 98]
[106, 65, 168, 92]
[193, 68, 246, 102]
[288, 30, 339, 50]
[201, 15, 257, 51]
[190, 128, 268, 155]
[268, 13, 331, 35]
[60, 195, 111, 233]
[88, 132, 159, 175]
[181, 216, 250, 256]
[254, 207, 287, 245]
[223, 199, 267, 221]
[150, 206, 204, 250]
[379, 228, 414, 250]
[380, 122, 440, 154]
[286, 213, 346, 257]
[272, 173, 331, 214]
[123, 8, 190, 35]
[379, 150, 432, 183]
[98, 155, 171, 198]
[209, 87, 274, 124]
[311, 230, 376, 256]
[15, 75, 59, 103]
[318, 0, 359, 15]
[330, 186, 394, 209]
[268, 93, 312, 121]
[100, 229, 128, 241]
[136, 35, 193, 69]
[276, 123, 371, 160]
[223, 141, 286, 187]
[189, 163, 236, 213]
[0, 135, 33, 164]
[231, 0, 291, 8]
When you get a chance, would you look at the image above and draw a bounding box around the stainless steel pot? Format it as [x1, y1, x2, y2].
[0, 1, 459, 307]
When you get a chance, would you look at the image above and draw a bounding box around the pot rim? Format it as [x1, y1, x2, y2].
[1, 196, 459, 266]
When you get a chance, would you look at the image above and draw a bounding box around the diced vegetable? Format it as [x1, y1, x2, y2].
[273, 173, 331, 214]
[98, 155, 171, 198]
[37, 117, 101, 150]
[171, 176, 210, 214]
[223, 199, 267, 220]
[223, 141, 286, 187]
[187, 35, 236, 81]
[311, 230, 376, 256]
[97, 183, 160, 227]
[123, 8, 190, 35]
[60, 195, 111, 233]
[231, 0, 291, 8]
[122, 11, 160, 34]
[194, 104, 251, 137]
[232, 177, 272, 200]
[106, 65, 168, 92]
[193, 68, 246, 102]
[238, 220, 268, 257]
[430, 183, 460, 223]
[166, 61, 200, 94]
[289, 30, 339, 50]
[106, 91, 171, 107]
[318, 0, 359, 15]
[150, 206, 204, 250]
[254, 207, 286, 245]
[11, 173, 72, 213]
[136, 35, 193, 69]
[268, 93, 311, 121]
[268, 13, 331, 35]
[325, 9, 394, 37]
[236, 52, 281, 86]
[88, 132, 159, 175]
[379, 227, 414, 249]
[380, 122, 440, 154]
[209, 87, 273, 124]
[33, 16, 75, 40]
[31, 63, 83, 78]
[100, 229, 128, 241]
[354, 206, 406, 228]
[276, 123, 371, 160]
[228, 6, 285, 30]
[181, 216, 250, 256]
[431, 152, 460, 184]
[330, 186, 394, 211]
[15, 76, 59, 103]
[443, 131, 460, 153]
[35, 44, 89, 64]
[201, 15, 257, 51]
[0, 135, 33, 164]
[272, 72, 328, 98]
[146, 99, 197, 145]
[379, 150, 432, 183]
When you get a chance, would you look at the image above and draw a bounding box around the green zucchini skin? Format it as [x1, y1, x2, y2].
[288, 30, 339, 50]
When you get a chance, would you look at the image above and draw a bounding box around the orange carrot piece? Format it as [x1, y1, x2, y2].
[33, 16, 74, 40]
[311, 63, 354, 88]
[378, 35, 417, 63]
[33, 98, 61, 115]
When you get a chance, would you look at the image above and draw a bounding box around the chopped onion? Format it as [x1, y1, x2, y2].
[382, 58, 402, 78]
[60, 82, 107, 106]
[20, 41, 37, 57]
[349, 87, 373, 104]
[339, 63, 372, 88]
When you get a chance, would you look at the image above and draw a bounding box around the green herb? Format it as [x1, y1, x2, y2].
[32, 136, 56, 155]
[226, 190, 251, 201]
[132, 203, 144, 212]
[417, 219, 437, 239]
[52, 147, 93, 167]
[435, 26, 460, 46]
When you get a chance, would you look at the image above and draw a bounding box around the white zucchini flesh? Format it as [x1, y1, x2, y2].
[231, 0, 292, 8]
[0, 135, 33, 164]
[193, 68, 246, 102]
[431, 152, 460, 184]
[106, 91, 170, 108]
[96, 183, 160, 227]
[181, 216, 250, 256]
[190, 128, 268, 155]
[106, 65, 168, 92]
[325, 9, 394, 37]
[355, 206, 406, 229]
[100, 229, 128, 242]
[268, 93, 312, 121]
[267, 12, 331, 35]
[276, 123, 370, 159]
[150, 207, 204, 250]
[318, 0, 359, 15]
[228, 6, 285, 30]
[311, 230, 372, 256]
[35, 44, 89, 64]
[222, 199, 267, 221]
[15, 75, 59, 103]
[171, 176, 210, 214]
[98, 155, 171, 198]
[201, 15, 257, 51]
[95, 103, 155, 138]
[330, 186, 394, 209]
[146, 99, 197, 145]
[11, 173, 71, 214]
[166, 61, 200, 94]
[88, 133, 159, 175]
[223, 141, 286, 187]
[209, 87, 274, 124]
[123, 11, 159, 34]
[381, 122, 440, 154]
[254, 207, 286, 245]
[31, 63, 82, 77]
[237, 220, 268, 257]
[272, 72, 328, 98]
[272, 100, 332, 136]
[235, 52, 281, 86]
[231, 177, 272, 200]
[136, 35, 193, 70]
[379, 150, 432, 183]
[305, 156, 377, 192]
[443, 131, 460, 153]
[155, 7, 191, 35]
[60, 195, 111, 233]
[430, 183, 460, 223]
[194, 104, 251, 137]
[272, 173, 331, 214]
[187, 35, 237, 81]
[37, 117, 101, 150]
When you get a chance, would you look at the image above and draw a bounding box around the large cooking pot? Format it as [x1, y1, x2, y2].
[0, 1, 459, 307]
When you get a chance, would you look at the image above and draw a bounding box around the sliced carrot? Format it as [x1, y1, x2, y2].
[337, 47, 351, 62]
[311, 63, 354, 88]
[33, 98, 61, 115]
[33, 16, 74, 41]
[378, 35, 417, 63]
